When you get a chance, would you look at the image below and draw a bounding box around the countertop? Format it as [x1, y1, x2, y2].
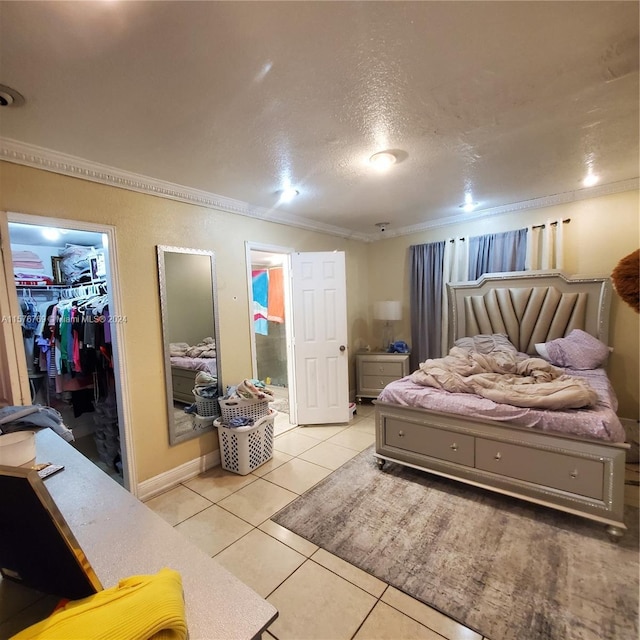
[0, 429, 278, 640]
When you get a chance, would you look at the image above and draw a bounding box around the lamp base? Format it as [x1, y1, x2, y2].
[382, 323, 394, 352]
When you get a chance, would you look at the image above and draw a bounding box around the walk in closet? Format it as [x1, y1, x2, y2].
[8, 222, 123, 484]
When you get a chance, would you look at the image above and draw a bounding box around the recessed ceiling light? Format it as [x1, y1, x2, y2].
[583, 172, 599, 187]
[279, 187, 299, 203]
[459, 192, 478, 212]
[369, 151, 397, 171]
[42, 228, 60, 241]
[0, 84, 25, 108]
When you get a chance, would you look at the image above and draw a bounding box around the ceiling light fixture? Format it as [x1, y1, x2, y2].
[279, 187, 299, 203]
[369, 151, 397, 171]
[459, 192, 478, 212]
[42, 228, 60, 241]
[0, 84, 25, 108]
[583, 171, 599, 187]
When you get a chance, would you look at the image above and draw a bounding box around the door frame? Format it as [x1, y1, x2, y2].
[4, 211, 137, 494]
[244, 241, 297, 426]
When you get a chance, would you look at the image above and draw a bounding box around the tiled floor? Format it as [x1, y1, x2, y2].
[145, 403, 640, 640]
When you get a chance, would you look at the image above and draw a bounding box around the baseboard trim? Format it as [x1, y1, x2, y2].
[137, 449, 221, 501]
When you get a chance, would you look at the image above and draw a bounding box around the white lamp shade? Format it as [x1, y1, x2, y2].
[373, 300, 402, 321]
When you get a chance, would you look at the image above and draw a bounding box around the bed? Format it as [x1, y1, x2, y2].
[374, 271, 629, 540]
[170, 356, 218, 404]
[168, 339, 218, 404]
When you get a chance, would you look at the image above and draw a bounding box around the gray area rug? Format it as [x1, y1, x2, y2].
[269, 397, 289, 415]
[272, 445, 639, 640]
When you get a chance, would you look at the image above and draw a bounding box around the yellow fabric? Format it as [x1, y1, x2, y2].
[11, 568, 187, 640]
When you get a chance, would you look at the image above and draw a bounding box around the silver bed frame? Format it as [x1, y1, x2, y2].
[374, 271, 629, 540]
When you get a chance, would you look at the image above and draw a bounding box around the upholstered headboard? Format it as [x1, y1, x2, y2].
[447, 271, 612, 355]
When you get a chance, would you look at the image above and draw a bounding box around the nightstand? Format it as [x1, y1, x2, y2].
[356, 352, 410, 402]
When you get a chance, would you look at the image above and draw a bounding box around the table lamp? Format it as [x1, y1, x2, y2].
[373, 300, 402, 351]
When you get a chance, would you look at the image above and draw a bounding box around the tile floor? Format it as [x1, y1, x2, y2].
[145, 403, 640, 640]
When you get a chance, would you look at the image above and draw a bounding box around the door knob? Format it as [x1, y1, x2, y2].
[339, 345, 346, 352]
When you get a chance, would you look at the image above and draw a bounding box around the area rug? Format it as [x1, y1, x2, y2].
[272, 445, 639, 640]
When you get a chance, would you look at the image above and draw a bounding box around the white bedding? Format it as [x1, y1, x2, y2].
[378, 367, 626, 443]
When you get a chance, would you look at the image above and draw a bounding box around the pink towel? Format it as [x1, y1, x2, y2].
[267, 267, 285, 323]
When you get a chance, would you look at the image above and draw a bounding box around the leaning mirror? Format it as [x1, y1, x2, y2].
[157, 246, 222, 445]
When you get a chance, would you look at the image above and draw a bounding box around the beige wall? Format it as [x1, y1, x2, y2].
[365, 190, 640, 419]
[1, 161, 637, 485]
[0, 162, 370, 482]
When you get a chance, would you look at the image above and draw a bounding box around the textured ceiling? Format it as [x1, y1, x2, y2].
[0, 1, 638, 239]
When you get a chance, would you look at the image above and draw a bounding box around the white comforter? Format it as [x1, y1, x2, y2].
[410, 347, 598, 410]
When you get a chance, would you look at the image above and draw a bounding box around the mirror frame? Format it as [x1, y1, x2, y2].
[157, 245, 223, 445]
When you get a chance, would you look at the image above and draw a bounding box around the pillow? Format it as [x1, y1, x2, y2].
[454, 333, 517, 354]
[535, 329, 611, 370]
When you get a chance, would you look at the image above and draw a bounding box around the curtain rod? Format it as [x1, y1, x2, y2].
[449, 218, 571, 242]
[532, 218, 571, 230]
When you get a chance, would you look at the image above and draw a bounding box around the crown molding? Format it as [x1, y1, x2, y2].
[2, 137, 636, 245]
[369, 178, 640, 241]
[0, 137, 371, 243]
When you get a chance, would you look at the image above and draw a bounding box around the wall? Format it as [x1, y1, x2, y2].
[165, 251, 216, 346]
[365, 190, 640, 420]
[0, 161, 370, 483]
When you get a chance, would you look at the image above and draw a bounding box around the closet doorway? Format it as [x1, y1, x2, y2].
[4, 215, 133, 490]
[246, 243, 297, 433]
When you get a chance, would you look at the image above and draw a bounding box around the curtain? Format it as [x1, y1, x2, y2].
[468, 228, 527, 280]
[525, 219, 565, 270]
[441, 237, 468, 355]
[409, 241, 445, 370]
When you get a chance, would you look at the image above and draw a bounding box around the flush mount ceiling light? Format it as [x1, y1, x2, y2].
[369, 151, 397, 171]
[278, 187, 299, 203]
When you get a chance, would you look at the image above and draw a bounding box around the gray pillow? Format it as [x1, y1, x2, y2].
[454, 333, 517, 354]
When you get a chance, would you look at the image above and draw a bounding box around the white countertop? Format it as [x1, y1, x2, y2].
[0, 429, 278, 640]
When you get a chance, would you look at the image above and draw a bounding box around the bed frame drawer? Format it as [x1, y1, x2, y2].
[475, 438, 604, 500]
[384, 419, 475, 467]
[171, 367, 197, 404]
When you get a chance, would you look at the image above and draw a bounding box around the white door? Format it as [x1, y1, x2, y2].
[292, 251, 349, 425]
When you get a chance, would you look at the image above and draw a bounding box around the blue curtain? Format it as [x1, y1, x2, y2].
[468, 228, 528, 280]
[409, 241, 445, 369]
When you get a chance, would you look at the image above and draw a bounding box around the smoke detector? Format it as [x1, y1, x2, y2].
[375, 222, 390, 233]
[0, 85, 25, 107]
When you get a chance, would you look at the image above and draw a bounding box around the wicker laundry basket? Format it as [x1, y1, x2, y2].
[214, 410, 276, 475]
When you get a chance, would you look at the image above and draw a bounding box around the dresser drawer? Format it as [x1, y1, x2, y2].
[360, 360, 406, 378]
[475, 438, 604, 500]
[384, 418, 475, 467]
[361, 375, 401, 391]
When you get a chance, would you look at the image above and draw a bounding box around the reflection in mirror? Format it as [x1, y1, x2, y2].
[157, 246, 222, 445]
